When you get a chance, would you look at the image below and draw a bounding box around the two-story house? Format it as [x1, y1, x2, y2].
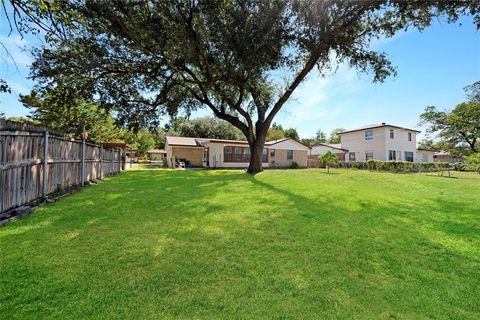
[338, 123, 431, 162]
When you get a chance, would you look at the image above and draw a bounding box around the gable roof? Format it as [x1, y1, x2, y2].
[311, 142, 348, 152]
[166, 136, 203, 147]
[339, 123, 421, 134]
[266, 137, 310, 149]
[165, 136, 310, 149]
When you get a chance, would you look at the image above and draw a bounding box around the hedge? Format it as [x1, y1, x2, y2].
[336, 160, 451, 173]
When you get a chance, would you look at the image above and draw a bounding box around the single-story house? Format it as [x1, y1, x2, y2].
[433, 151, 463, 163]
[147, 149, 166, 161]
[310, 143, 348, 161]
[415, 148, 435, 163]
[165, 136, 310, 169]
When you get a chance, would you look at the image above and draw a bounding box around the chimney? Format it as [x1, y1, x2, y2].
[381, 122, 386, 125]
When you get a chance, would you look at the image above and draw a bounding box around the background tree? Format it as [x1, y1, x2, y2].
[420, 81, 480, 155]
[284, 128, 300, 140]
[318, 151, 339, 174]
[315, 129, 327, 143]
[417, 138, 442, 151]
[121, 128, 156, 155]
[465, 153, 480, 173]
[328, 128, 346, 144]
[267, 123, 286, 141]
[176, 116, 244, 140]
[21, 1, 480, 173]
[20, 89, 122, 143]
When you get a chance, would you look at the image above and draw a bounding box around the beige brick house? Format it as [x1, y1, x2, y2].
[165, 136, 310, 168]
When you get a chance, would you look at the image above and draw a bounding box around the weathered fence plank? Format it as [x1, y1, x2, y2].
[0, 120, 122, 214]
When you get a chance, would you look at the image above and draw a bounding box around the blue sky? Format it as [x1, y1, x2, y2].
[1, 15, 479, 141]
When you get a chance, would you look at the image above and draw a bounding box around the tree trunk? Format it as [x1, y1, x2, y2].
[247, 143, 263, 174]
[246, 129, 267, 174]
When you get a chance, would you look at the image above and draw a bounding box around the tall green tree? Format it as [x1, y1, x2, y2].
[420, 82, 480, 155]
[20, 89, 122, 143]
[315, 129, 327, 143]
[26, 1, 480, 173]
[284, 128, 300, 140]
[122, 129, 156, 155]
[176, 116, 244, 140]
[328, 128, 346, 144]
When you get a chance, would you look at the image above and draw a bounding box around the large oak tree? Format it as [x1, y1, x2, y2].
[420, 81, 480, 155]
[23, 0, 480, 173]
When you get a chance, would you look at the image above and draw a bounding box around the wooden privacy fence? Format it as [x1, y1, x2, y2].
[0, 120, 122, 214]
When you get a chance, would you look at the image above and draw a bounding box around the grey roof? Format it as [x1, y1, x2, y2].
[165, 136, 310, 148]
[339, 123, 421, 134]
[166, 136, 202, 147]
[311, 142, 348, 152]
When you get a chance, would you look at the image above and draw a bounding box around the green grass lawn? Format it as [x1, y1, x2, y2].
[1, 168, 479, 319]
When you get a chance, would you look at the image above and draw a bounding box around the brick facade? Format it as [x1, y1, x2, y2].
[270, 149, 308, 168]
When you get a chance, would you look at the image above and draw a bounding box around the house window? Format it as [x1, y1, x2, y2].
[366, 152, 374, 160]
[389, 129, 394, 139]
[405, 151, 414, 162]
[234, 147, 242, 161]
[287, 150, 293, 160]
[270, 149, 275, 157]
[349, 152, 355, 161]
[365, 130, 373, 140]
[408, 132, 412, 141]
[262, 148, 268, 162]
[224, 146, 255, 162]
[243, 148, 251, 161]
[388, 150, 396, 161]
[224, 146, 233, 162]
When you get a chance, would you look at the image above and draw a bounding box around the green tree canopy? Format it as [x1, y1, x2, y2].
[420, 82, 480, 155]
[328, 128, 346, 144]
[284, 128, 300, 140]
[20, 88, 122, 143]
[14, 0, 480, 173]
[176, 116, 244, 140]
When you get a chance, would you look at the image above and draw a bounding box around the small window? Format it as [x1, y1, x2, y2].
[270, 149, 275, 157]
[349, 152, 355, 161]
[366, 152, 374, 160]
[408, 132, 412, 141]
[405, 151, 414, 162]
[388, 150, 396, 161]
[287, 150, 293, 160]
[365, 130, 373, 140]
[225, 147, 233, 162]
[262, 148, 268, 162]
[389, 129, 394, 139]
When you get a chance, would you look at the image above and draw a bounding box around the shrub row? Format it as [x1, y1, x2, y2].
[336, 160, 451, 173]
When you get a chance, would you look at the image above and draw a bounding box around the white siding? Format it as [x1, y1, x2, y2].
[415, 150, 434, 163]
[340, 127, 388, 161]
[341, 126, 419, 162]
[204, 142, 270, 168]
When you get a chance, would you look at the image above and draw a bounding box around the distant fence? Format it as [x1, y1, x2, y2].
[307, 156, 324, 168]
[0, 120, 122, 214]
